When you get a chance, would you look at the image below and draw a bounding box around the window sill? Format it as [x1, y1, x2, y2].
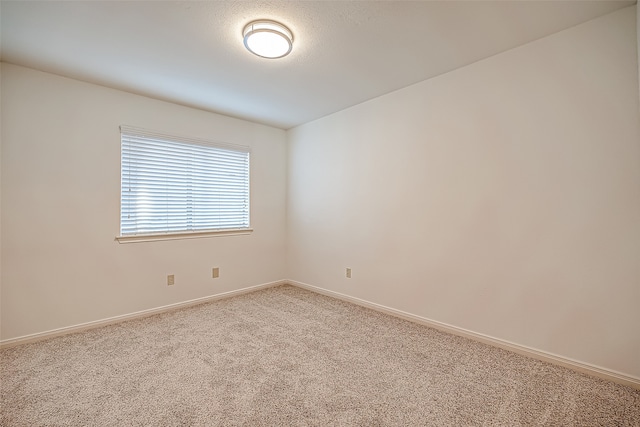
[116, 228, 253, 244]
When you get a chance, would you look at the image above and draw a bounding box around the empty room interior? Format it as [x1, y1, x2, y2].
[1, 0, 640, 425]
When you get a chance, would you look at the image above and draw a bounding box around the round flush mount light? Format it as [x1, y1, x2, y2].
[243, 20, 293, 59]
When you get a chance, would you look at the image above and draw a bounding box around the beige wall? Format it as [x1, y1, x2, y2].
[0, 62, 3, 337]
[287, 6, 640, 378]
[0, 64, 287, 340]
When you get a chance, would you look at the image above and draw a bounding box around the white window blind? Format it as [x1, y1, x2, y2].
[120, 126, 250, 237]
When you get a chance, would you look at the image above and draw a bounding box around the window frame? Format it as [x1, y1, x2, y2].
[116, 126, 252, 243]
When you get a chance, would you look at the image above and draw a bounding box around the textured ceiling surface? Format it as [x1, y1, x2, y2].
[0, 1, 634, 129]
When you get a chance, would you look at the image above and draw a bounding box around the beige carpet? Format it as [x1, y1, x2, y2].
[1, 285, 639, 426]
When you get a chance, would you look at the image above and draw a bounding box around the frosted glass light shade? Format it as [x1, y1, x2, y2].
[243, 20, 293, 59]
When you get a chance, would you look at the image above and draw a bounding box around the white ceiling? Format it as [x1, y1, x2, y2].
[0, 1, 634, 129]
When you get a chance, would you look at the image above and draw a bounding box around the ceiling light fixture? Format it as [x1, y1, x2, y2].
[243, 20, 293, 59]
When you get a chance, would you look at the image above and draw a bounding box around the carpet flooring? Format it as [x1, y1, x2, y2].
[1, 285, 639, 426]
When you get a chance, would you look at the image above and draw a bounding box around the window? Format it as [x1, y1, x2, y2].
[118, 126, 251, 242]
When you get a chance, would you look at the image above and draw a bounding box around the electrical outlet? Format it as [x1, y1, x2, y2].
[212, 267, 219, 278]
[167, 275, 175, 286]
[346, 268, 352, 279]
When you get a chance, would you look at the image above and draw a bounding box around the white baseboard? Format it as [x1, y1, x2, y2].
[0, 280, 286, 349]
[287, 279, 640, 390]
[3, 278, 638, 390]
